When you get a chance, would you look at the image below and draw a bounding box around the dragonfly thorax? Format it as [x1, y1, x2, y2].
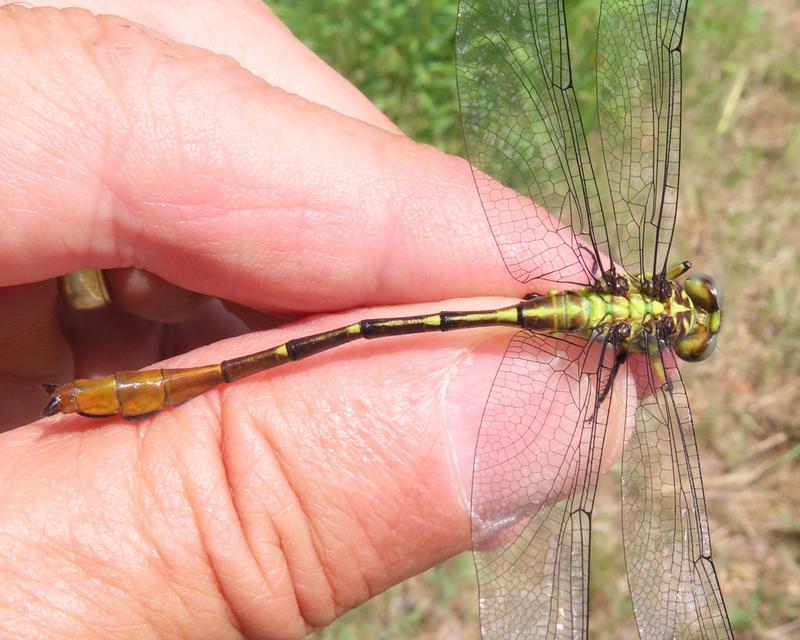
[602, 272, 722, 362]
[519, 271, 722, 363]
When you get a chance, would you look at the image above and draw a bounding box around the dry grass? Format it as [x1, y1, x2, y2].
[675, 3, 800, 637]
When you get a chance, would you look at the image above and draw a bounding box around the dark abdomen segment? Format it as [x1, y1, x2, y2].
[222, 305, 523, 381]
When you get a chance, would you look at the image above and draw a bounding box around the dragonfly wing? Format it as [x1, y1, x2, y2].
[597, 0, 687, 279]
[622, 351, 734, 639]
[472, 331, 620, 639]
[456, 0, 612, 287]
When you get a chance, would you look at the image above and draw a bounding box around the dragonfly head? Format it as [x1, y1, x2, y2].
[674, 274, 723, 362]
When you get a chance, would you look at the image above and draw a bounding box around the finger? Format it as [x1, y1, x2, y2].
[10, 0, 401, 133]
[1, 7, 563, 312]
[1, 270, 252, 430]
[0, 280, 72, 430]
[63, 267, 284, 327]
[57, 296, 252, 377]
[104, 268, 204, 323]
[6, 298, 627, 638]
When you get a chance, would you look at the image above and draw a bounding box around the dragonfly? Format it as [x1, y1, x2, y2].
[42, 0, 733, 637]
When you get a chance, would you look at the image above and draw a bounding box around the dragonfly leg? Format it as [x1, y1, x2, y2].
[597, 268, 630, 295]
[578, 243, 602, 280]
[666, 260, 692, 280]
[596, 321, 631, 404]
[598, 350, 627, 405]
[597, 320, 632, 345]
[643, 319, 676, 392]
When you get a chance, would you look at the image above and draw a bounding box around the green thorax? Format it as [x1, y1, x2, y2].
[519, 277, 700, 352]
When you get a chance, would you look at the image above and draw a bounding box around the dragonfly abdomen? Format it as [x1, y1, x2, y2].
[221, 305, 524, 383]
[44, 304, 525, 419]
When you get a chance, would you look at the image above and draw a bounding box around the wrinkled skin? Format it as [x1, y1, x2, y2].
[0, 2, 624, 638]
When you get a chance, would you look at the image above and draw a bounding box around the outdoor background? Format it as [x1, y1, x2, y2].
[268, 1, 799, 638]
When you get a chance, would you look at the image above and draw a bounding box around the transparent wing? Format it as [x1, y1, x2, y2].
[597, 0, 687, 280]
[622, 347, 734, 639]
[456, 0, 613, 288]
[471, 332, 620, 639]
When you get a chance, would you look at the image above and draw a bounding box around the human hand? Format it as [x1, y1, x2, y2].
[0, 2, 513, 637]
[0, 2, 624, 638]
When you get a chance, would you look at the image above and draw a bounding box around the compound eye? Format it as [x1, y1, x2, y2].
[684, 274, 722, 313]
[675, 330, 718, 362]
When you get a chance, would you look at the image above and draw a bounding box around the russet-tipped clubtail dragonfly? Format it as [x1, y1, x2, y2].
[44, 0, 733, 637]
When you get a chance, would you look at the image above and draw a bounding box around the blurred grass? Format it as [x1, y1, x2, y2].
[271, 0, 460, 152]
[268, 1, 800, 638]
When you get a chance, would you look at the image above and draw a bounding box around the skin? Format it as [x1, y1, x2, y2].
[0, 2, 626, 638]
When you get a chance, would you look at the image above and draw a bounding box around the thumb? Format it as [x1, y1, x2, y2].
[1, 299, 512, 639]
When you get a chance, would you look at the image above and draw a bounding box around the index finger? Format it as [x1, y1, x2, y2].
[14, 0, 402, 134]
[1, 7, 567, 313]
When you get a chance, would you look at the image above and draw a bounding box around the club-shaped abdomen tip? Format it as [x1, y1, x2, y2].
[41, 382, 78, 417]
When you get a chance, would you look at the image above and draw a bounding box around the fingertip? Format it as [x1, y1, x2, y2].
[104, 268, 203, 324]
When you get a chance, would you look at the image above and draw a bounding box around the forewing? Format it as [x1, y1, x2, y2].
[597, 0, 687, 279]
[622, 350, 734, 639]
[456, 0, 612, 287]
[471, 332, 619, 639]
